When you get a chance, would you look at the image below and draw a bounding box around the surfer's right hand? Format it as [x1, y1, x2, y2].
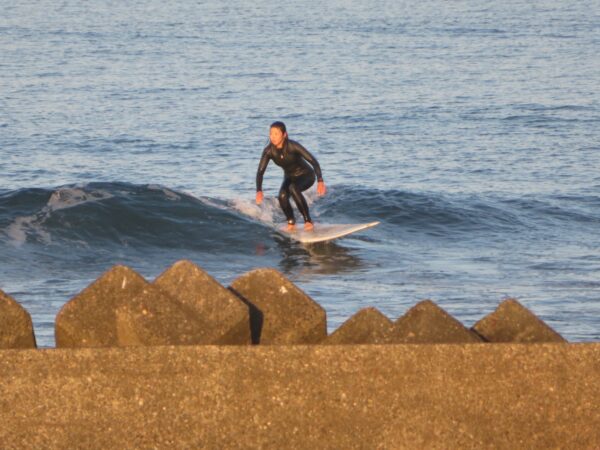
[256, 191, 264, 205]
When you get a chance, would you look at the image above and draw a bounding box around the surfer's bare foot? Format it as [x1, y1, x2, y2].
[304, 222, 314, 231]
[286, 223, 296, 231]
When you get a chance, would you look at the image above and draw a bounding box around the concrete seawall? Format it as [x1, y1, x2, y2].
[1, 344, 599, 448]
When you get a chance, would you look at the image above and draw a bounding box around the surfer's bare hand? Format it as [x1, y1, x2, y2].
[317, 181, 326, 196]
[256, 191, 264, 205]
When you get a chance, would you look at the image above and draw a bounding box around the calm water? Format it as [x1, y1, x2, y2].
[1, 1, 599, 346]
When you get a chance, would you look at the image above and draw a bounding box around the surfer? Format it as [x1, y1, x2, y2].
[256, 121, 327, 231]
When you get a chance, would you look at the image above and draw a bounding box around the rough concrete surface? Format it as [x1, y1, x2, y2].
[55, 265, 149, 348]
[1, 344, 599, 449]
[390, 300, 483, 343]
[472, 298, 567, 343]
[229, 268, 327, 344]
[324, 307, 393, 344]
[115, 284, 214, 346]
[0, 288, 36, 349]
[153, 260, 250, 345]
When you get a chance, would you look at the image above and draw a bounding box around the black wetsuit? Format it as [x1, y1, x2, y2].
[256, 139, 323, 225]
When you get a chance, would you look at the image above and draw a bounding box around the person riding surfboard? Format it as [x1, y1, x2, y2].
[255, 122, 327, 231]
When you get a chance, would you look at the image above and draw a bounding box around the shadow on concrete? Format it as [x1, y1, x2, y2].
[228, 287, 263, 345]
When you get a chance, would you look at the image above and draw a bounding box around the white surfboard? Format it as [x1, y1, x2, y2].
[278, 221, 380, 244]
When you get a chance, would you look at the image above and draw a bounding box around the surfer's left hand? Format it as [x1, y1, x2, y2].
[317, 181, 326, 196]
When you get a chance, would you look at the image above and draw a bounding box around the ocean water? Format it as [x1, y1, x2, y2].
[1, 0, 599, 347]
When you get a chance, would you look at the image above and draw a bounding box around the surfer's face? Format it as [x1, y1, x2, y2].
[270, 127, 287, 148]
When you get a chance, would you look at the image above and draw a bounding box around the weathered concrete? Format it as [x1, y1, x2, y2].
[1, 344, 599, 448]
[390, 300, 483, 343]
[153, 260, 250, 345]
[115, 284, 213, 346]
[229, 268, 327, 344]
[472, 298, 567, 343]
[0, 289, 36, 349]
[55, 265, 149, 348]
[324, 307, 393, 344]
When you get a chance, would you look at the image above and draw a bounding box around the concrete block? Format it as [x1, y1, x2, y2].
[324, 307, 393, 344]
[153, 260, 250, 345]
[1, 344, 600, 448]
[390, 300, 483, 343]
[229, 268, 326, 344]
[55, 265, 148, 348]
[472, 298, 567, 343]
[115, 284, 211, 346]
[0, 289, 36, 349]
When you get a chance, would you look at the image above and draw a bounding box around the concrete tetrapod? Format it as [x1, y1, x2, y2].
[55, 265, 149, 348]
[0, 289, 36, 349]
[324, 307, 393, 344]
[472, 298, 567, 343]
[115, 283, 216, 346]
[229, 268, 326, 344]
[389, 300, 483, 344]
[153, 260, 250, 345]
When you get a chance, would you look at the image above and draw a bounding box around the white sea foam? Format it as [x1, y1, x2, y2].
[47, 187, 113, 211]
[230, 196, 279, 225]
[228, 186, 321, 226]
[3, 186, 113, 247]
[4, 214, 52, 246]
[5, 216, 31, 245]
[148, 184, 181, 201]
